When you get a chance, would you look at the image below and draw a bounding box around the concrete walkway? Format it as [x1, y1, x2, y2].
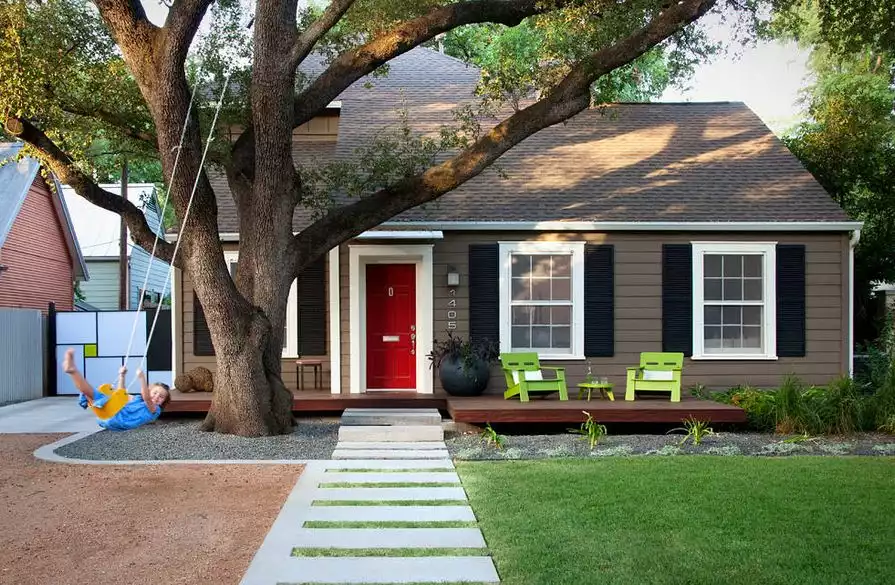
[240, 435, 499, 584]
[0, 397, 98, 433]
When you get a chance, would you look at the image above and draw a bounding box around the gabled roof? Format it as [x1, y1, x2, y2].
[61, 183, 165, 259]
[203, 47, 852, 234]
[0, 142, 88, 279]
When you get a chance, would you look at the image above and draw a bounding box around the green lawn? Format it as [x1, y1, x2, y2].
[457, 457, 895, 585]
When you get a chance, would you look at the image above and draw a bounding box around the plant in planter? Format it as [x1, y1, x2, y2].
[427, 333, 500, 397]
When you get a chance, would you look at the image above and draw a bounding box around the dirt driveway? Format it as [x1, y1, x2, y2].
[0, 434, 301, 585]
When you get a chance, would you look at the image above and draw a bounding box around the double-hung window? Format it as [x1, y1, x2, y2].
[692, 242, 777, 360]
[223, 251, 300, 357]
[499, 242, 584, 359]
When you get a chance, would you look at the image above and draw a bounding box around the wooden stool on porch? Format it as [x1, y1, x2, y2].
[295, 359, 323, 390]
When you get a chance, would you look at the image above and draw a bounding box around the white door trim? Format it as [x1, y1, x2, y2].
[348, 244, 434, 395]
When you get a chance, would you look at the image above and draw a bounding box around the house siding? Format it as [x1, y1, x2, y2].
[0, 175, 74, 312]
[336, 231, 848, 394]
[129, 245, 172, 308]
[178, 243, 331, 390]
[81, 259, 120, 310]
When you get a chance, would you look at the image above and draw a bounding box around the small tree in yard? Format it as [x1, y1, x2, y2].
[3, 0, 752, 436]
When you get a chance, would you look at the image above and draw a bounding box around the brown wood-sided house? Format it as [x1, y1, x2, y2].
[0, 142, 88, 313]
[170, 48, 861, 396]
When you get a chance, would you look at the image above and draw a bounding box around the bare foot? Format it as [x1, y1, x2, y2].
[62, 349, 77, 374]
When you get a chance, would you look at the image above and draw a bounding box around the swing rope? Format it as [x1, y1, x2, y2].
[118, 64, 204, 385]
[119, 64, 237, 391]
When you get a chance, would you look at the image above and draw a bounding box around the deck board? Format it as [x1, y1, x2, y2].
[164, 390, 744, 424]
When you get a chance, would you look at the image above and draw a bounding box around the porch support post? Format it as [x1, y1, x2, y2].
[328, 246, 341, 394]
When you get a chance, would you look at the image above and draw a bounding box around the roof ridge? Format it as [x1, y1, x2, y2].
[415, 45, 481, 72]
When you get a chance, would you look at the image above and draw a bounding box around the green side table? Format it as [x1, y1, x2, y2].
[577, 382, 615, 401]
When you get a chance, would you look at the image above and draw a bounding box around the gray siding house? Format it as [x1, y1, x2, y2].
[171, 48, 860, 394]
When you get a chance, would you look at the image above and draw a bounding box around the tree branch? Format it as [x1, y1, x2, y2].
[163, 0, 216, 64]
[231, 0, 577, 183]
[58, 102, 158, 148]
[92, 0, 159, 50]
[293, 0, 717, 270]
[10, 117, 177, 265]
[288, 0, 357, 73]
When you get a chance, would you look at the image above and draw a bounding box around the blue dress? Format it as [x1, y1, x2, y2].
[79, 392, 162, 431]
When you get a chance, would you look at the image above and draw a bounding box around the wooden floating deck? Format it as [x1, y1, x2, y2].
[164, 390, 745, 424]
[445, 394, 746, 424]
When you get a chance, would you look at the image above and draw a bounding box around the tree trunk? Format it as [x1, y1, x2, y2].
[199, 301, 295, 436]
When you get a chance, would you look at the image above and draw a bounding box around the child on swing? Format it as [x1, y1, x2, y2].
[62, 348, 170, 431]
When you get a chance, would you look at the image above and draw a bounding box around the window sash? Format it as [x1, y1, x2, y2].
[499, 242, 584, 359]
[691, 243, 777, 360]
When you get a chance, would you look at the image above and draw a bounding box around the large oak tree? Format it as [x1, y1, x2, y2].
[3, 0, 734, 436]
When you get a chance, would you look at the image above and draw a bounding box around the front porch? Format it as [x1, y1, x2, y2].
[164, 390, 746, 424]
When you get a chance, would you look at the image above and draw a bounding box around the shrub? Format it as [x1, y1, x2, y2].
[716, 385, 776, 432]
[715, 375, 872, 435]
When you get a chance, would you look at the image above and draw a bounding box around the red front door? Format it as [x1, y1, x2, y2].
[366, 264, 416, 390]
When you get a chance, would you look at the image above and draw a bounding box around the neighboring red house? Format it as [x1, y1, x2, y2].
[0, 142, 87, 312]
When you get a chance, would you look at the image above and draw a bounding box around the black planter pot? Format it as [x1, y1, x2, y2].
[438, 355, 491, 397]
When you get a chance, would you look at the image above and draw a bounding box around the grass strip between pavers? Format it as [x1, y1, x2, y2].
[302, 520, 478, 528]
[311, 499, 468, 507]
[319, 481, 460, 488]
[324, 468, 455, 473]
[291, 547, 490, 557]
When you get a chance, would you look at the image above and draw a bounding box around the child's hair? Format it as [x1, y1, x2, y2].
[154, 383, 172, 408]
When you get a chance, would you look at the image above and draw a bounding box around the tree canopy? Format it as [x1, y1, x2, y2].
[770, 0, 895, 342]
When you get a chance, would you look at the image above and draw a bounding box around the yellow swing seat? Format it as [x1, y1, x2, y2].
[90, 384, 131, 420]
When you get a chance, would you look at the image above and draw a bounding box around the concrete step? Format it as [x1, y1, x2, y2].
[319, 471, 460, 484]
[304, 505, 476, 522]
[292, 527, 487, 548]
[338, 425, 444, 442]
[332, 449, 450, 460]
[268, 556, 499, 584]
[325, 459, 455, 470]
[313, 486, 467, 501]
[341, 408, 442, 427]
[335, 441, 447, 450]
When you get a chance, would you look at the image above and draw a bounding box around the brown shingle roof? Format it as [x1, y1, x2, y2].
[210, 48, 849, 234]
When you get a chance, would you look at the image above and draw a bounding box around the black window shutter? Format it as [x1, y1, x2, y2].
[193, 296, 215, 356]
[468, 244, 500, 347]
[662, 244, 693, 356]
[776, 244, 806, 357]
[584, 244, 614, 357]
[297, 256, 327, 355]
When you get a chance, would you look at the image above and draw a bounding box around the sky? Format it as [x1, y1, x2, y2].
[141, 1, 813, 136]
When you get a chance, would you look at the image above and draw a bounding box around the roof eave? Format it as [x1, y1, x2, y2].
[50, 175, 89, 280]
[167, 220, 863, 243]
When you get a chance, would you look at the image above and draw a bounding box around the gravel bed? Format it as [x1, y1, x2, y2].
[56, 419, 339, 460]
[445, 429, 895, 460]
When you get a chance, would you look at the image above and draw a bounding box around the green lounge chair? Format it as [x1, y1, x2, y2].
[500, 352, 569, 402]
[625, 352, 684, 402]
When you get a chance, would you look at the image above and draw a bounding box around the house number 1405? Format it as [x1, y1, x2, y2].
[447, 288, 457, 329]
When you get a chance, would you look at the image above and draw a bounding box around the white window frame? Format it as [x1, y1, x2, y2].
[223, 251, 300, 358]
[498, 241, 585, 360]
[692, 242, 778, 360]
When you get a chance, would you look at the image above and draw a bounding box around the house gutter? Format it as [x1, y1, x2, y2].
[849, 228, 861, 378]
[380, 221, 865, 232]
[166, 221, 864, 242]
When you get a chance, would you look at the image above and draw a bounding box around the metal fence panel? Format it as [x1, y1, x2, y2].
[0, 308, 44, 405]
